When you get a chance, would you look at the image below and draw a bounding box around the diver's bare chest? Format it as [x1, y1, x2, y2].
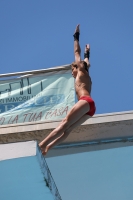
[75, 78, 89, 88]
[75, 76, 92, 94]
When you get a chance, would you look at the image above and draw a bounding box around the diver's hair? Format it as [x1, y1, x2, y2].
[71, 62, 78, 69]
[71, 61, 88, 72]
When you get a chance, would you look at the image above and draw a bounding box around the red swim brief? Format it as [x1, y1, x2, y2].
[79, 96, 96, 116]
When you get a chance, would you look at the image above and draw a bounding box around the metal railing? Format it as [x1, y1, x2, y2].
[0, 64, 70, 78]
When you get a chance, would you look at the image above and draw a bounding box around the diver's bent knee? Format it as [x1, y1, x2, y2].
[61, 118, 71, 129]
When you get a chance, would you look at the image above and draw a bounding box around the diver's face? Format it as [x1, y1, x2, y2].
[71, 66, 77, 78]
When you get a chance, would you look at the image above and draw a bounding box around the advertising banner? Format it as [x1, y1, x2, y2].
[0, 69, 75, 126]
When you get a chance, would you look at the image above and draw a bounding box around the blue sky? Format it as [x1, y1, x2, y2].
[0, 0, 133, 114]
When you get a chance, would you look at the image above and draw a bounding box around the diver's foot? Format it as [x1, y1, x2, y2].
[42, 146, 49, 156]
[39, 142, 46, 152]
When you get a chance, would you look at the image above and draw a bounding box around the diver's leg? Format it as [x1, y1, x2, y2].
[41, 114, 90, 155]
[39, 99, 90, 151]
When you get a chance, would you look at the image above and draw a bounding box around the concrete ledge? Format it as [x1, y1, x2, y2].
[0, 110, 133, 145]
[46, 140, 133, 158]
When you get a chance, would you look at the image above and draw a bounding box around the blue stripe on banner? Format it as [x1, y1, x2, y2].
[0, 94, 65, 113]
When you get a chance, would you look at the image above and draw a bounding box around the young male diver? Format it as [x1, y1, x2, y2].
[39, 24, 96, 155]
